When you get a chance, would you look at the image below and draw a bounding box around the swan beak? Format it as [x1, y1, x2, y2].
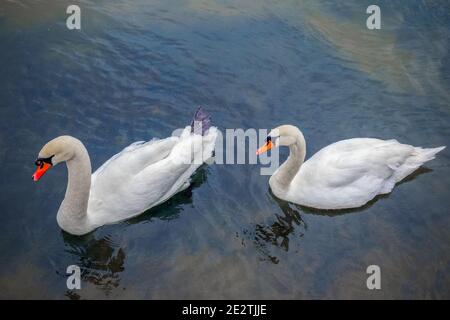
[32, 163, 51, 181]
[256, 140, 273, 155]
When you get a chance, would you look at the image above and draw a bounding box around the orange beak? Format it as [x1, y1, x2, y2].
[32, 162, 52, 181]
[256, 140, 273, 155]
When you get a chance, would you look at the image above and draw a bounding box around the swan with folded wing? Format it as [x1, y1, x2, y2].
[32, 107, 217, 235]
[257, 125, 445, 210]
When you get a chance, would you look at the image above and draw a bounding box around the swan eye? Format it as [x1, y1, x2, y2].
[35, 155, 54, 168]
[266, 136, 272, 143]
[35, 160, 43, 168]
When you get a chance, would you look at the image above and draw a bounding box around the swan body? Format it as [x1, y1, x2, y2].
[33, 108, 217, 235]
[257, 125, 445, 210]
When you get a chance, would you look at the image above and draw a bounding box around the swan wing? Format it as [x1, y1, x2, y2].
[291, 138, 441, 209]
[91, 136, 179, 183]
[308, 139, 409, 186]
[88, 126, 217, 225]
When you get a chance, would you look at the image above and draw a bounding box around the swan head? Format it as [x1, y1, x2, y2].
[256, 125, 301, 155]
[32, 136, 79, 181]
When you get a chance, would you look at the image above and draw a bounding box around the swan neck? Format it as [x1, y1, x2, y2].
[272, 130, 306, 190]
[57, 141, 92, 234]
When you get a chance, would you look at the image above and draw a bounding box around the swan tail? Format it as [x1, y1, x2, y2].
[413, 146, 446, 163]
[191, 106, 211, 136]
[390, 145, 446, 184]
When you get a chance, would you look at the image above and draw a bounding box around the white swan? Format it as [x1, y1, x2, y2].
[257, 125, 445, 210]
[33, 108, 217, 235]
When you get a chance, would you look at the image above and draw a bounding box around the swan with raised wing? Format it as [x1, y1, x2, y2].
[256, 125, 445, 210]
[32, 108, 217, 235]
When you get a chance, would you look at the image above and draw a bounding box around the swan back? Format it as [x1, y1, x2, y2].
[87, 126, 218, 226]
[287, 138, 445, 209]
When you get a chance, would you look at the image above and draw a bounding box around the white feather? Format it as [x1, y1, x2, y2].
[264, 125, 445, 210]
[87, 126, 218, 227]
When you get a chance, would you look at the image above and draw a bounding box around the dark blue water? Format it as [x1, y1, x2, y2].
[0, 0, 449, 299]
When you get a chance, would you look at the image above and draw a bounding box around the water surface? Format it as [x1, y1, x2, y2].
[0, 0, 449, 299]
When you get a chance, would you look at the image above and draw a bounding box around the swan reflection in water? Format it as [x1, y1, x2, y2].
[250, 190, 307, 264]
[62, 232, 125, 299]
[251, 166, 432, 264]
[61, 167, 210, 299]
